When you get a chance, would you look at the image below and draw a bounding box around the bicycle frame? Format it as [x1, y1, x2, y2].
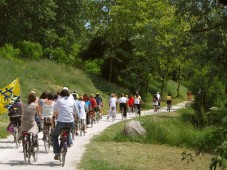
[59, 127, 71, 166]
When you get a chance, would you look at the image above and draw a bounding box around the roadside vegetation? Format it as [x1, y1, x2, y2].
[79, 110, 226, 170]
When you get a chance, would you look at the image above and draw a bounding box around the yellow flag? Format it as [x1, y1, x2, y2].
[0, 78, 21, 114]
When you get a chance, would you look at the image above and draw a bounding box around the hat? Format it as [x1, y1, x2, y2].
[30, 91, 36, 94]
[63, 87, 69, 91]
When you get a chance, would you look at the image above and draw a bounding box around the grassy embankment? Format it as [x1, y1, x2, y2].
[78, 109, 221, 170]
[0, 57, 127, 138]
[0, 57, 187, 139]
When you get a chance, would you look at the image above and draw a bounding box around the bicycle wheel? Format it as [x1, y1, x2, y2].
[23, 143, 29, 165]
[112, 111, 115, 121]
[43, 132, 50, 153]
[96, 111, 100, 123]
[14, 128, 20, 149]
[79, 120, 82, 136]
[90, 115, 93, 128]
[121, 107, 124, 120]
[61, 144, 67, 166]
[32, 140, 39, 161]
[71, 128, 75, 140]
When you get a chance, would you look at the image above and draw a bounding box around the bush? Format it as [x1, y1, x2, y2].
[17, 40, 43, 60]
[206, 107, 227, 126]
[0, 44, 21, 61]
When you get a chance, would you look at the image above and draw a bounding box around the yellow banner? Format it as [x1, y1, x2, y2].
[0, 78, 21, 114]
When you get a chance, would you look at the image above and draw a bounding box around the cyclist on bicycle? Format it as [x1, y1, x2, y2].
[51, 89, 78, 160]
[107, 93, 118, 119]
[78, 96, 86, 133]
[89, 94, 97, 122]
[166, 93, 172, 111]
[39, 92, 55, 133]
[118, 93, 127, 119]
[7, 97, 22, 141]
[18, 92, 42, 145]
[95, 93, 103, 118]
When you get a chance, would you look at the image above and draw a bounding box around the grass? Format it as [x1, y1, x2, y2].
[80, 142, 213, 170]
[78, 112, 225, 170]
[78, 111, 223, 170]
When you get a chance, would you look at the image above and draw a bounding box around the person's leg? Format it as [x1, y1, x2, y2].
[138, 104, 141, 116]
[51, 121, 63, 154]
[65, 122, 74, 145]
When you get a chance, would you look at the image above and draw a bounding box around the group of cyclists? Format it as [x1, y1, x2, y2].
[7, 87, 104, 161]
[106, 92, 144, 120]
[7, 88, 173, 163]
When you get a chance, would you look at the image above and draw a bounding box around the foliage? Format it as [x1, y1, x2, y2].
[0, 44, 21, 61]
[17, 40, 43, 60]
[188, 66, 226, 128]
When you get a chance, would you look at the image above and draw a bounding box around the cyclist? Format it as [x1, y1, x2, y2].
[156, 92, 162, 108]
[95, 93, 103, 118]
[83, 94, 92, 127]
[118, 93, 127, 119]
[166, 93, 172, 111]
[78, 96, 86, 133]
[134, 94, 142, 116]
[153, 94, 159, 112]
[72, 92, 80, 136]
[107, 93, 118, 120]
[51, 89, 78, 160]
[17, 92, 42, 145]
[89, 94, 97, 123]
[7, 97, 22, 141]
[39, 92, 55, 131]
[128, 95, 134, 114]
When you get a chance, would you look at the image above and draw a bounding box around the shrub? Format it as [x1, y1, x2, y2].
[0, 44, 21, 60]
[17, 40, 43, 60]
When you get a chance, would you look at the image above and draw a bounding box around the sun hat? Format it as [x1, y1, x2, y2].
[63, 87, 69, 91]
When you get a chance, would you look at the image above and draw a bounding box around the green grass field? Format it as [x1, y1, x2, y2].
[78, 111, 222, 170]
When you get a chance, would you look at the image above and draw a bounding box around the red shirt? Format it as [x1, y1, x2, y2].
[128, 97, 134, 107]
[90, 98, 97, 109]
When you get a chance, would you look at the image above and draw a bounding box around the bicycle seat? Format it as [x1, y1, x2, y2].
[60, 127, 71, 132]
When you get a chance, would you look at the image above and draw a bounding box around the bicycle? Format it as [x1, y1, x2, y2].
[94, 107, 101, 123]
[87, 111, 94, 128]
[167, 101, 172, 112]
[42, 117, 52, 153]
[110, 107, 116, 121]
[78, 118, 86, 136]
[59, 127, 71, 166]
[134, 106, 139, 117]
[9, 115, 21, 148]
[120, 106, 127, 120]
[21, 132, 39, 165]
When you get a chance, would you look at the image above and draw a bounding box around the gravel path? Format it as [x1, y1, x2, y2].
[0, 102, 187, 170]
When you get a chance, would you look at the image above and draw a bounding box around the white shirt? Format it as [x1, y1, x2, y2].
[156, 93, 161, 100]
[134, 98, 140, 104]
[42, 102, 55, 117]
[109, 97, 117, 107]
[118, 97, 127, 104]
[53, 96, 76, 122]
[78, 101, 86, 119]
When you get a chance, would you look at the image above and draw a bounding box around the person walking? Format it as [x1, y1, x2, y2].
[51, 89, 78, 160]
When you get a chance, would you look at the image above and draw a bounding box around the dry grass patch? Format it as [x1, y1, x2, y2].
[80, 142, 215, 170]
